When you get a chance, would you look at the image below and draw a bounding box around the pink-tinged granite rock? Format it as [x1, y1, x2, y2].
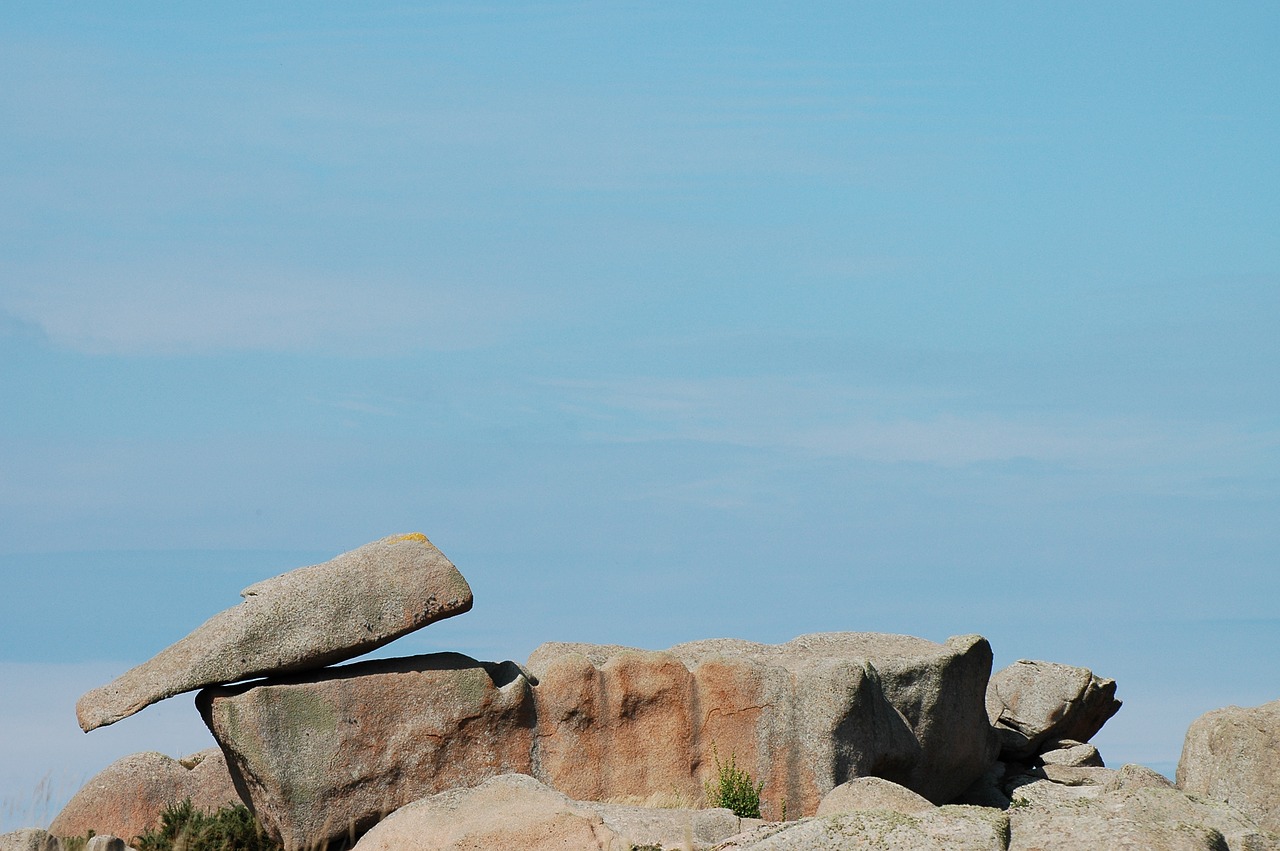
[986, 659, 1121, 760]
[528, 632, 997, 816]
[77, 533, 472, 731]
[48, 749, 240, 842]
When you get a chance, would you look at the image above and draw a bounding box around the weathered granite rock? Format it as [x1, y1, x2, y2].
[48, 749, 240, 842]
[198, 653, 535, 851]
[0, 830, 59, 851]
[528, 632, 996, 816]
[714, 806, 1011, 850]
[77, 533, 472, 731]
[986, 659, 1121, 759]
[816, 777, 936, 817]
[350, 774, 621, 851]
[1007, 774, 1278, 851]
[1178, 698, 1280, 834]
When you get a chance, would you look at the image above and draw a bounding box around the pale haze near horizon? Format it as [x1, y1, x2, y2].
[2, 2, 1278, 830]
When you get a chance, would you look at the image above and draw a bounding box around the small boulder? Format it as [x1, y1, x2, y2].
[84, 837, 130, 851]
[578, 800, 761, 850]
[48, 749, 241, 842]
[1178, 698, 1280, 835]
[987, 659, 1121, 760]
[77, 533, 473, 731]
[199, 653, 535, 850]
[350, 774, 621, 851]
[816, 776, 936, 817]
[1038, 739, 1103, 767]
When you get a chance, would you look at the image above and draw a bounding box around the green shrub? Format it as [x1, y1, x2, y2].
[704, 746, 764, 819]
[133, 799, 281, 851]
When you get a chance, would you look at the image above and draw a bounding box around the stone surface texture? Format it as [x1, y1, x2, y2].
[1178, 698, 1280, 834]
[816, 776, 937, 817]
[986, 659, 1121, 760]
[528, 632, 997, 816]
[349, 773, 620, 851]
[0, 831, 59, 851]
[48, 749, 240, 842]
[77, 533, 472, 731]
[713, 806, 1011, 851]
[198, 653, 535, 851]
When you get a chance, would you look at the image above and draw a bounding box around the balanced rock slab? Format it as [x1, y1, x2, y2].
[528, 632, 997, 816]
[1178, 698, 1280, 834]
[48, 749, 240, 842]
[198, 653, 535, 851]
[986, 659, 1121, 760]
[77, 533, 472, 731]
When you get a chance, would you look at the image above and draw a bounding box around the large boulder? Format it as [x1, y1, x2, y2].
[986, 659, 1121, 760]
[1178, 698, 1280, 834]
[48, 749, 240, 842]
[198, 653, 535, 851]
[350, 774, 620, 851]
[77, 533, 472, 731]
[528, 632, 997, 815]
[714, 806, 1011, 850]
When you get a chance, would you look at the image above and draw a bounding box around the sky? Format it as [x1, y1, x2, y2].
[2, 0, 1278, 830]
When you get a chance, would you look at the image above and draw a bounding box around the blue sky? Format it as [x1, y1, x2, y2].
[2, 1, 1278, 828]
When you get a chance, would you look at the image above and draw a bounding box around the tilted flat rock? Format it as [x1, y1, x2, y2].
[48, 749, 240, 842]
[1178, 698, 1280, 834]
[199, 653, 535, 851]
[986, 659, 1121, 760]
[528, 632, 997, 816]
[350, 774, 620, 851]
[77, 533, 472, 731]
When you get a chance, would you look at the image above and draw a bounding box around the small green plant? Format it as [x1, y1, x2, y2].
[704, 745, 764, 819]
[133, 799, 281, 851]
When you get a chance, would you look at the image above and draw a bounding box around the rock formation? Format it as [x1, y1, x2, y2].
[76, 533, 472, 731]
[1178, 698, 1280, 834]
[30, 530, 1275, 851]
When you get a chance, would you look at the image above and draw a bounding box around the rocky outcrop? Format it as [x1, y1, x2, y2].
[48, 749, 240, 842]
[1006, 765, 1278, 851]
[528, 632, 997, 815]
[714, 806, 1011, 850]
[198, 653, 535, 851]
[986, 659, 1121, 760]
[1178, 698, 1280, 834]
[816, 776, 937, 817]
[349, 773, 621, 851]
[77, 533, 472, 731]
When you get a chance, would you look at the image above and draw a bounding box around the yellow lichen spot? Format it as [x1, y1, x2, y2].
[390, 532, 428, 543]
